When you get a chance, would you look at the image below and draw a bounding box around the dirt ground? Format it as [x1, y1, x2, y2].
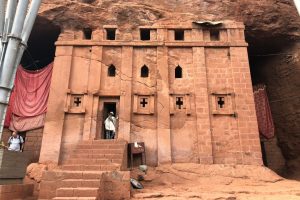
[130, 164, 300, 200]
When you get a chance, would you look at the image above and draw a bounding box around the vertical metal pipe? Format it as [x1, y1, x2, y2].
[3, 0, 17, 36]
[0, 0, 29, 136]
[0, 0, 17, 70]
[0, 0, 5, 37]
[21, 0, 42, 43]
[9, 0, 43, 98]
[0, 0, 5, 60]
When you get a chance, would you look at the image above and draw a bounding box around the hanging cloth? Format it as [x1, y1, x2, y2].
[4, 62, 53, 131]
[253, 84, 275, 139]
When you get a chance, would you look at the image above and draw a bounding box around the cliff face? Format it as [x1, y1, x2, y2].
[35, 0, 300, 177]
[39, 0, 299, 43]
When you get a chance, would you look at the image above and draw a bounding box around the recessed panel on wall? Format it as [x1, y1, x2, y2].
[100, 47, 122, 94]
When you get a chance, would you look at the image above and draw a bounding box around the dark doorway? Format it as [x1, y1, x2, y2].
[260, 141, 268, 166]
[102, 102, 117, 139]
[21, 16, 61, 70]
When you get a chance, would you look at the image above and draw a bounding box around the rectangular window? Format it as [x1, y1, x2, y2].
[83, 28, 92, 40]
[106, 28, 116, 40]
[175, 30, 184, 40]
[140, 29, 151, 40]
[210, 29, 220, 41]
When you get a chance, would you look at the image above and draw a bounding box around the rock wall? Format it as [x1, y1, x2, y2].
[252, 43, 300, 178]
[38, 0, 299, 41]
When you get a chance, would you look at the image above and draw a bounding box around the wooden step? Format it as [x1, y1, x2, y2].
[56, 187, 99, 197]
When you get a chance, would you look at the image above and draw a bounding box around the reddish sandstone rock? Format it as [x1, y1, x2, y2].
[38, 0, 299, 41]
[26, 162, 59, 183]
[131, 164, 300, 200]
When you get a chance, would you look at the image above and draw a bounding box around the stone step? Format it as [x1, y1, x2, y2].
[72, 153, 123, 160]
[80, 139, 126, 145]
[65, 158, 122, 165]
[76, 144, 125, 150]
[53, 198, 97, 200]
[59, 179, 101, 188]
[56, 187, 99, 197]
[74, 149, 124, 155]
[44, 170, 104, 180]
[62, 164, 120, 171]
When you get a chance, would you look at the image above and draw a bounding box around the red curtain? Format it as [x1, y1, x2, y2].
[4, 89, 15, 127]
[253, 84, 275, 139]
[4, 63, 53, 131]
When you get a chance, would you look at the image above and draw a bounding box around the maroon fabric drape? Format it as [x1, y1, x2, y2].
[4, 88, 15, 127]
[4, 63, 53, 131]
[253, 84, 275, 139]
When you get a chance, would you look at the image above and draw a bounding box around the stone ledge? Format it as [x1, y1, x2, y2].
[55, 41, 248, 47]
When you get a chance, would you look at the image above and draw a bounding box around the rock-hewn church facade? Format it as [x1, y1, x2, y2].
[39, 21, 262, 166]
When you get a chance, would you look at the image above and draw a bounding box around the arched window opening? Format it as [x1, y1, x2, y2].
[175, 65, 182, 78]
[108, 64, 116, 77]
[141, 65, 149, 78]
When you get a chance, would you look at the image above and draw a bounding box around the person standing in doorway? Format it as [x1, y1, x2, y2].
[104, 111, 118, 139]
[7, 131, 24, 152]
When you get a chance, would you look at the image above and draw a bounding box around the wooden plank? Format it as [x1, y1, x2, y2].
[0, 150, 30, 179]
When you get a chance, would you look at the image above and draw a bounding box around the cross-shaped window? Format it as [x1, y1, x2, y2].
[217, 97, 225, 108]
[176, 97, 184, 109]
[73, 97, 82, 107]
[140, 98, 148, 108]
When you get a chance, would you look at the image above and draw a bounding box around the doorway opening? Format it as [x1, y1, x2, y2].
[102, 102, 117, 139]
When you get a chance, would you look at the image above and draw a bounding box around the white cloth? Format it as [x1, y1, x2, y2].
[104, 116, 117, 131]
[8, 136, 24, 151]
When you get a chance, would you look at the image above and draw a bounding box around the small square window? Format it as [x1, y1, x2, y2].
[175, 30, 184, 41]
[140, 97, 149, 108]
[176, 97, 184, 109]
[106, 28, 116, 40]
[210, 30, 220, 41]
[216, 96, 225, 109]
[73, 96, 82, 107]
[140, 29, 151, 40]
[83, 28, 92, 40]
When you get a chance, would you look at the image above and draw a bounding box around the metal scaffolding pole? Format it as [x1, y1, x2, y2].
[0, 0, 17, 69]
[0, 0, 42, 139]
[11, 0, 43, 81]
[0, 0, 6, 51]
[0, 0, 5, 61]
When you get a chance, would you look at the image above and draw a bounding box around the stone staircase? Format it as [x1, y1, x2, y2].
[39, 139, 130, 200]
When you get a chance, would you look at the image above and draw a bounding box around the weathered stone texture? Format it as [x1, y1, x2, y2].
[39, 21, 263, 167]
